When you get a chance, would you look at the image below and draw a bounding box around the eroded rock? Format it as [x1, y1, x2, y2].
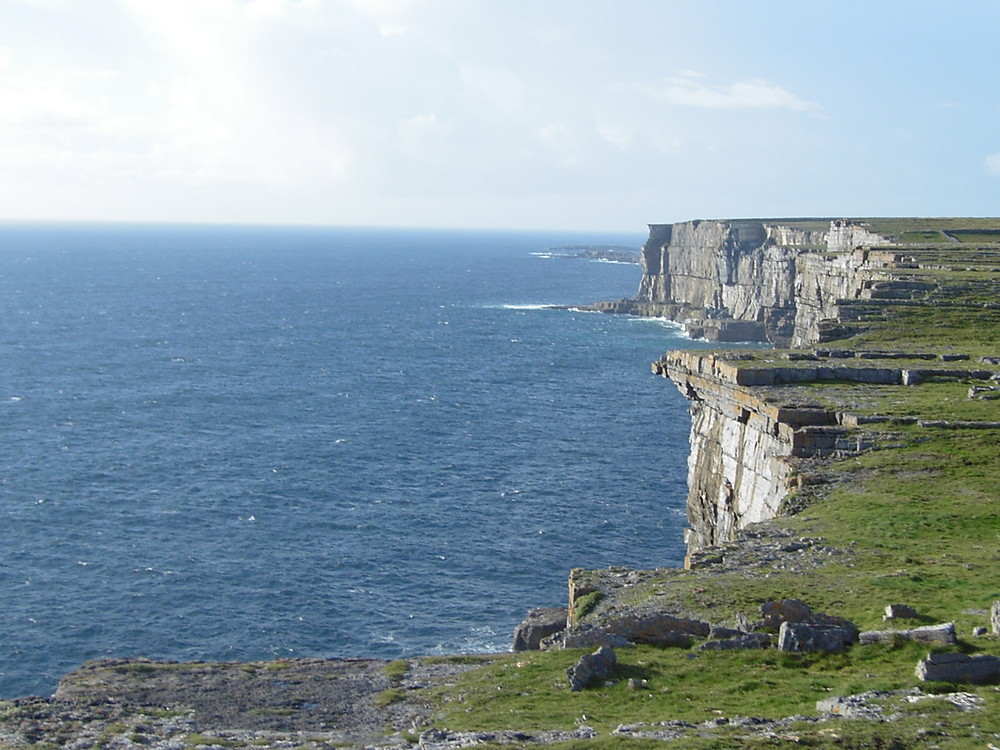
[883, 603, 919, 620]
[699, 633, 772, 651]
[860, 622, 956, 647]
[915, 651, 1000, 684]
[603, 613, 710, 647]
[566, 646, 617, 692]
[778, 621, 858, 653]
[512, 607, 566, 651]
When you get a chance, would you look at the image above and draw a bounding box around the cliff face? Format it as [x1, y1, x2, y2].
[636, 219, 886, 347]
[658, 350, 881, 560]
[641, 219, 904, 559]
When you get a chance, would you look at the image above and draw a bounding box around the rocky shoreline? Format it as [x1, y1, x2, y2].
[5, 218, 1000, 748]
[1, 655, 490, 748]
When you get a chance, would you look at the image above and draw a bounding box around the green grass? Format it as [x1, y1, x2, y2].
[430, 641, 997, 736]
[383, 658, 410, 684]
[376, 687, 407, 707]
[422, 428, 1000, 742]
[573, 591, 603, 623]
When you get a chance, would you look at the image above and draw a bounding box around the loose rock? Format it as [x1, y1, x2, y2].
[915, 651, 1000, 684]
[566, 646, 617, 692]
[860, 622, 956, 646]
[883, 603, 919, 620]
[699, 633, 772, 651]
[778, 622, 858, 653]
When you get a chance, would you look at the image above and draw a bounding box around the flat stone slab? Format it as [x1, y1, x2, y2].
[860, 622, 956, 646]
[915, 652, 1000, 684]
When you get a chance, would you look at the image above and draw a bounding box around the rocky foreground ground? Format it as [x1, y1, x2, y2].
[0, 656, 481, 748]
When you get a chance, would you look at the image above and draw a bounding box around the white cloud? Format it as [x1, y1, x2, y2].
[397, 113, 450, 159]
[536, 123, 582, 166]
[641, 73, 821, 114]
[984, 153, 1000, 176]
[459, 65, 524, 114]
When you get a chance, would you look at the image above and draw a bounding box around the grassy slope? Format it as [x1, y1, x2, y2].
[419, 227, 1000, 748]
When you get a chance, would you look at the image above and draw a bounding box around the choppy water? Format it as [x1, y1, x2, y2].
[0, 224, 711, 698]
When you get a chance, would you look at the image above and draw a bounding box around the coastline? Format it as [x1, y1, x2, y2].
[4, 218, 1000, 748]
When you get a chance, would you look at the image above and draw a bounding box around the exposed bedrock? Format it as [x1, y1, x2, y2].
[635, 218, 893, 346]
[658, 350, 872, 558]
[635, 219, 926, 557]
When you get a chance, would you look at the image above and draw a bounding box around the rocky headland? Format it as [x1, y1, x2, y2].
[4, 218, 1000, 748]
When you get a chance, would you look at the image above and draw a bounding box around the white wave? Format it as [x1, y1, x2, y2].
[501, 303, 556, 310]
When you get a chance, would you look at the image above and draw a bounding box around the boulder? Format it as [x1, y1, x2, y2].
[603, 613, 710, 647]
[557, 625, 632, 650]
[699, 633, 772, 651]
[567, 646, 617, 692]
[759, 599, 857, 634]
[915, 651, 1000, 684]
[883, 604, 919, 621]
[512, 607, 567, 651]
[992, 601, 1000, 635]
[708, 626, 745, 640]
[778, 621, 858, 653]
[860, 622, 957, 647]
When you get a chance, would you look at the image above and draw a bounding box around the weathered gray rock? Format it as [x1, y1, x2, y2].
[915, 651, 1000, 684]
[567, 646, 617, 692]
[603, 613, 710, 647]
[992, 601, 1000, 635]
[860, 622, 956, 647]
[512, 607, 566, 651]
[760, 599, 858, 633]
[708, 625, 745, 639]
[778, 621, 858, 653]
[973, 627, 987, 637]
[883, 604, 919, 620]
[816, 691, 899, 720]
[557, 625, 632, 650]
[420, 727, 598, 748]
[699, 633, 772, 651]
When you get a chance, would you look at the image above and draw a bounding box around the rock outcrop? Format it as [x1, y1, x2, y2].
[566, 646, 617, 691]
[635, 218, 1000, 556]
[634, 219, 880, 346]
[512, 607, 567, 651]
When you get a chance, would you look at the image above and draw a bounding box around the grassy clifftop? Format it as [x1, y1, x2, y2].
[422, 221, 1000, 747]
[3, 220, 999, 749]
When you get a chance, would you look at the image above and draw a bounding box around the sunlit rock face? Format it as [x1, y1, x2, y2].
[641, 219, 899, 558]
[635, 218, 890, 347]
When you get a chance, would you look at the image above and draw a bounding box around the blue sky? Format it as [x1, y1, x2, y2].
[2, 0, 999, 230]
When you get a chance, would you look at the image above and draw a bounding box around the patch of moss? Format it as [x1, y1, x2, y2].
[573, 591, 603, 622]
[383, 659, 410, 685]
[376, 688, 406, 707]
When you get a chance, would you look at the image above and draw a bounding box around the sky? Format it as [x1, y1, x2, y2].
[1, 0, 1000, 231]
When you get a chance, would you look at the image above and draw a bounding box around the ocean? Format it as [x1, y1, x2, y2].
[0, 224, 714, 698]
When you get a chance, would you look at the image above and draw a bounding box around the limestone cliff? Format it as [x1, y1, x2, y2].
[643, 218, 985, 560]
[657, 350, 879, 559]
[635, 218, 889, 347]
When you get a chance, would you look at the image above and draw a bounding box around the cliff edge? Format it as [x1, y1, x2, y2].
[631, 217, 1000, 556]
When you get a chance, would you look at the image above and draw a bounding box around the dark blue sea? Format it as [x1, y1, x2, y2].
[0, 224, 710, 698]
